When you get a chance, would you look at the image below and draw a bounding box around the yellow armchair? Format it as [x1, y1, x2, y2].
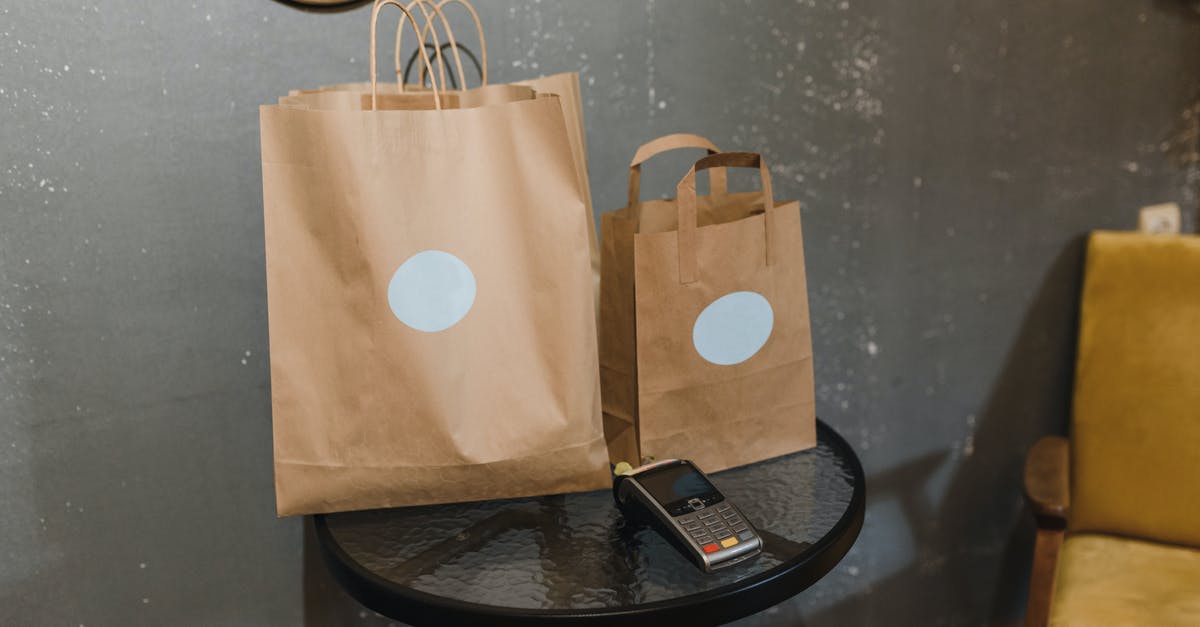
[1024, 231, 1200, 627]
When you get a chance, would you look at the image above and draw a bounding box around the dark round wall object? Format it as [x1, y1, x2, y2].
[271, 0, 372, 13]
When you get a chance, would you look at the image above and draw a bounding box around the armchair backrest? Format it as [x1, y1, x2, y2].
[1071, 231, 1200, 548]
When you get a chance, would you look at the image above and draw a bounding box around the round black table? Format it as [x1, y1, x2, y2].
[314, 419, 865, 626]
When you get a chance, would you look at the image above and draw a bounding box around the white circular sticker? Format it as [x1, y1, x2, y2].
[692, 291, 774, 365]
[387, 250, 476, 332]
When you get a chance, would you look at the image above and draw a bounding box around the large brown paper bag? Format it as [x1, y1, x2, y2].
[260, 1, 610, 515]
[601, 148, 815, 471]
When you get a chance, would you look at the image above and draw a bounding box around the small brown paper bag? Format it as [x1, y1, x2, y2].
[600, 144, 816, 471]
[260, 1, 610, 515]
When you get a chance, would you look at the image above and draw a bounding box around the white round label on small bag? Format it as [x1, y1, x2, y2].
[692, 291, 774, 365]
[387, 250, 476, 332]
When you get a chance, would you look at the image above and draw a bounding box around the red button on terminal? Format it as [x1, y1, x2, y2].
[702, 543, 720, 554]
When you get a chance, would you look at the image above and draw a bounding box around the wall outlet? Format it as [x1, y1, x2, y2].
[1138, 203, 1181, 234]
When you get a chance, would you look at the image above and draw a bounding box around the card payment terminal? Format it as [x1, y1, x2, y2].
[613, 459, 763, 572]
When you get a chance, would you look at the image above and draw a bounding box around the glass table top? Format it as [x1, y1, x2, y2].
[316, 420, 864, 620]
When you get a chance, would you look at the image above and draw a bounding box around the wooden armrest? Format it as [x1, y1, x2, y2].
[1023, 436, 1070, 627]
[1024, 436, 1070, 525]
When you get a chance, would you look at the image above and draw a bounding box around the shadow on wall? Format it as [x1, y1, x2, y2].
[1158, 0, 1200, 233]
[1156, 0, 1200, 23]
[771, 237, 1087, 627]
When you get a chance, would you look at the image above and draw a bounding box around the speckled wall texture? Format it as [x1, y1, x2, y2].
[2, 1, 1199, 625]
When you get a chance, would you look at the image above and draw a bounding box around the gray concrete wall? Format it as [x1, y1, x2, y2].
[2, 1, 1198, 625]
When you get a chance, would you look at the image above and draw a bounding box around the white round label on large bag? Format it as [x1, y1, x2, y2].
[387, 250, 476, 332]
[692, 291, 774, 365]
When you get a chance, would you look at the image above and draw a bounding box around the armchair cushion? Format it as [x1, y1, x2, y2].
[1071, 232, 1200, 547]
[1050, 534, 1200, 627]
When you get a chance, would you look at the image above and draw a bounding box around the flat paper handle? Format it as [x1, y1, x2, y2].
[675, 152, 776, 284]
[416, 0, 488, 87]
[371, 0, 442, 110]
[628, 133, 728, 208]
[391, 0, 462, 93]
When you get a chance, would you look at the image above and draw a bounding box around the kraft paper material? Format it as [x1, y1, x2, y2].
[600, 139, 815, 472]
[259, 0, 610, 515]
[281, 0, 601, 311]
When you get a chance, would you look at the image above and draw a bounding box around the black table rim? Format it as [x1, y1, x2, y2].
[313, 419, 866, 626]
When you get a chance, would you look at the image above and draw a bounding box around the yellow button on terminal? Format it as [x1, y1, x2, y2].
[720, 537, 739, 549]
